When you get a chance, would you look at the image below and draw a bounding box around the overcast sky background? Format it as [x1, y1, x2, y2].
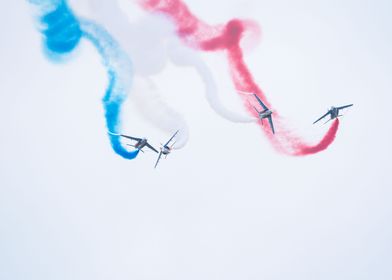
[1, 0, 391, 279]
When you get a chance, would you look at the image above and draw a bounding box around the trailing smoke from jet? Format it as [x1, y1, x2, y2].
[27, 0, 139, 159]
[167, 39, 256, 123]
[137, 0, 340, 156]
[87, 0, 254, 133]
[131, 77, 189, 149]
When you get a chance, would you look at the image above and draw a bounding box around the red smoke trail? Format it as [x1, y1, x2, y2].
[138, 0, 339, 155]
[294, 119, 339, 155]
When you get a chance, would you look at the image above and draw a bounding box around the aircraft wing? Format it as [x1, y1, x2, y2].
[313, 111, 330, 124]
[154, 151, 163, 168]
[337, 104, 353, 110]
[253, 94, 268, 110]
[267, 115, 275, 134]
[164, 130, 179, 147]
[146, 143, 159, 154]
[120, 134, 141, 141]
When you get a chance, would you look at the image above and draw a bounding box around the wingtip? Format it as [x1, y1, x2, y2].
[237, 90, 253, 95]
[108, 131, 120, 136]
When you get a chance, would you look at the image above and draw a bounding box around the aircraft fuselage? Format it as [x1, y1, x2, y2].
[258, 109, 272, 120]
[162, 146, 171, 155]
[135, 138, 148, 150]
[330, 107, 339, 119]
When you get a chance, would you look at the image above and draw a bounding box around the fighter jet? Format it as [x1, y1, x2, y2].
[252, 94, 275, 134]
[154, 130, 179, 168]
[118, 134, 159, 153]
[313, 104, 353, 124]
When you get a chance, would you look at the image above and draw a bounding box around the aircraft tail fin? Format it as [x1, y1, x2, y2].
[127, 144, 143, 153]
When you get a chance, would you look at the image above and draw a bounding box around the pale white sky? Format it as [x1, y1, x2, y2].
[0, 1, 391, 279]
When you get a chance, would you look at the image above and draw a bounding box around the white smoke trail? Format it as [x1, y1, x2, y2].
[131, 77, 189, 149]
[167, 39, 256, 123]
[86, 0, 173, 76]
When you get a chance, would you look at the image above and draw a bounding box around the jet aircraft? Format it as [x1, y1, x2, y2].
[252, 94, 275, 134]
[154, 130, 179, 168]
[313, 104, 353, 124]
[118, 134, 159, 153]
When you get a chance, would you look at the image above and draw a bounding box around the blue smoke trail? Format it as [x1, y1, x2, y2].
[28, 0, 139, 159]
[41, 0, 82, 56]
[81, 20, 140, 159]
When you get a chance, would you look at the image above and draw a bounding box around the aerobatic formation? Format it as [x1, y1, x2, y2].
[27, 0, 353, 167]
